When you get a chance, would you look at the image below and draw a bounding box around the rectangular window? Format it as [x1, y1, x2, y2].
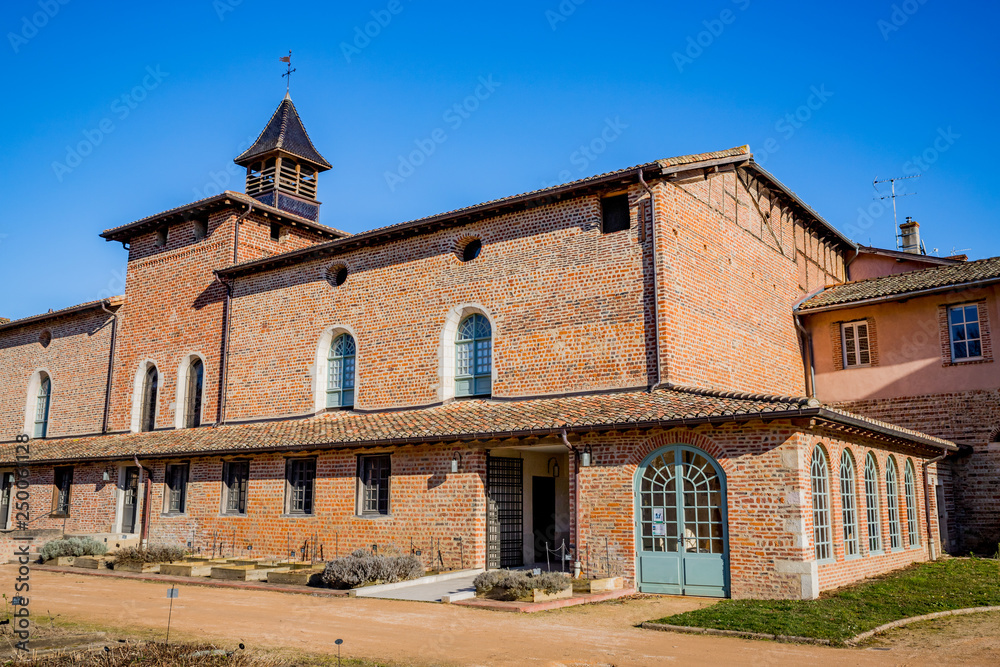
[600, 194, 630, 234]
[357, 455, 390, 516]
[949, 304, 982, 360]
[285, 458, 316, 515]
[52, 466, 73, 516]
[163, 464, 189, 514]
[841, 321, 872, 368]
[270, 223, 283, 241]
[155, 227, 168, 247]
[222, 460, 249, 515]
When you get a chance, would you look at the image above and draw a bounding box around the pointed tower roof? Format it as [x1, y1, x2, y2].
[235, 94, 332, 170]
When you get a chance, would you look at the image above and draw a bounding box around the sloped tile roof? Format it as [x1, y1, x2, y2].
[100, 191, 349, 241]
[800, 255, 1000, 311]
[0, 296, 123, 333]
[234, 95, 332, 169]
[219, 146, 759, 278]
[1, 385, 953, 465]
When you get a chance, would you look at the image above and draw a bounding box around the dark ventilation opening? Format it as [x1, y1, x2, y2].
[327, 265, 349, 287]
[462, 238, 482, 262]
[155, 227, 169, 247]
[193, 220, 208, 241]
[39, 330, 52, 348]
[601, 194, 630, 234]
[270, 223, 283, 241]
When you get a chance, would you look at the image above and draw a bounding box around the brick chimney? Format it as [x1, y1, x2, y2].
[899, 217, 922, 254]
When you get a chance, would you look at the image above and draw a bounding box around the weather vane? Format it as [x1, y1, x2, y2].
[280, 50, 295, 95]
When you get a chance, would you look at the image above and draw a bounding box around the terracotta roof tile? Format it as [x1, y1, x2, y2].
[2, 385, 953, 465]
[800, 255, 1000, 311]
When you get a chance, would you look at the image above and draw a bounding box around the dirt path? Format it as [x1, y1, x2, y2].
[13, 566, 995, 666]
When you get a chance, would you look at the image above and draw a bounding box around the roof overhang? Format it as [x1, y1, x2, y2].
[797, 275, 1000, 315]
[100, 192, 348, 244]
[0, 297, 122, 334]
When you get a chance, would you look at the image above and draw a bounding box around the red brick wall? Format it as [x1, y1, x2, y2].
[835, 391, 1000, 552]
[655, 169, 845, 397]
[574, 425, 933, 599]
[107, 209, 328, 432]
[0, 309, 115, 438]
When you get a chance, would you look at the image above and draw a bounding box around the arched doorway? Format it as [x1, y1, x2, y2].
[634, 445, 729, 597]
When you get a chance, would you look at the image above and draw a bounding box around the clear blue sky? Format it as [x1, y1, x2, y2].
[1, 0, 997, 320]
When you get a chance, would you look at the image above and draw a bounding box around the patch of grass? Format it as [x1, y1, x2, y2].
[651, 557, 1000, 643]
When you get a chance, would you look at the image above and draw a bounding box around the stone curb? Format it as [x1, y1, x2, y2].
[31, 564, 349, 597]
[845, 606, 1000, 645]
[454, 587, 635, 613]
[639, 622, 832, 646]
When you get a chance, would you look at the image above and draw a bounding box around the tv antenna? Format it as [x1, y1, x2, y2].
[873, 175, 919, 249]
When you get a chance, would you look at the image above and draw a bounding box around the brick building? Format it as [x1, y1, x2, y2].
[798, 236, 1000, 554]
[0, 95, 957, 599]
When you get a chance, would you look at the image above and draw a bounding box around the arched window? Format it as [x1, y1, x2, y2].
[184, 358, 204, 428]
[326, 333, 356, 408]
[904, 459, 919, 547]
[886, 457, 902, 550]
[33, 374, 52, 438]
[810, 446, 832, 561]
[140, 366, 159, 432]
[839, 450, 860, 558]
[864, 453, 882, 553]
[455, 314, 492, 397]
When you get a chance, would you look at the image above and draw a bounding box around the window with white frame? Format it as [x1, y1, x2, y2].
[455, 314, 492, 397]
[886, 457, 902, 550]
[326, 333, 356, 408]
[841, 321, 872, 368]
[904, 460, 920, 547]
[810, 447, 833, 561]
[839, 451, 860, 558]
[34, 374, 52, 438]
[948, 304, 983, 360]
[864, 453, 882, 553]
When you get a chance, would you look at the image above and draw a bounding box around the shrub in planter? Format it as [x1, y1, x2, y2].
[113, 544, 187, 566]
[40, 537, 108, 561]
[474, 569, 571, 601]
[321, 548, 424, 589]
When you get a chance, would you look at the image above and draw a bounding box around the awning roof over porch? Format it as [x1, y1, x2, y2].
[1, 385, 955, 465]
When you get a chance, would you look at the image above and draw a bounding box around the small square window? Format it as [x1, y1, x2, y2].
[841, 321, 872, 368]
[949, 304, 983, 360]
[357, 455, 390, 516]
[52, 466, 73, 516]
[163, 464, 189, 514]
[222, 460, 249, 515]
[285, 458, 316, 515]
[600, 194, 630, 234]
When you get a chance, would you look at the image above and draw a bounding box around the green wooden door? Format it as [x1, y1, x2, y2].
[635, 445, 729, 597]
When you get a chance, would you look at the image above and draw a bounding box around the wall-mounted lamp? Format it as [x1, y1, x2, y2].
[102, 465, 115, 482]
[580, 444, 593, 468]
[451, 451, 463, 474]
[547, 457, 560, 478]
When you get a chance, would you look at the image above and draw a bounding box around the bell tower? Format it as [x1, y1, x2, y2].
[234, 92, 331, 223]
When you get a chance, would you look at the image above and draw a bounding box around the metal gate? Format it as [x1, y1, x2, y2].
[486, 455, 523, 569]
